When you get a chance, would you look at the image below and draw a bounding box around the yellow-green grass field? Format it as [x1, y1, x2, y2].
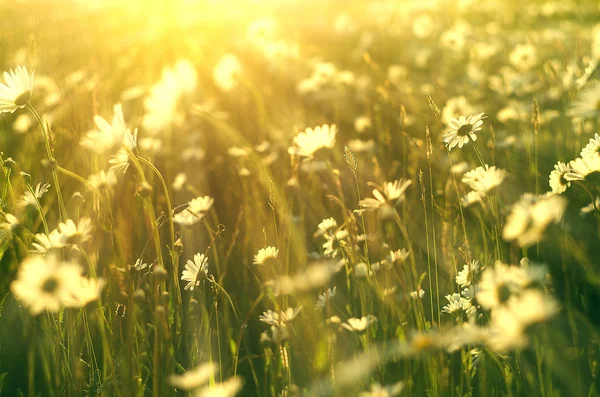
[1, 0, 600, 396]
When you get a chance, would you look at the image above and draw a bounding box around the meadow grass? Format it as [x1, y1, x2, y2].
[1, 0, 600, 396]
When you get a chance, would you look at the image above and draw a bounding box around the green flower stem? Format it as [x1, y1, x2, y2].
[27, 103, 68, 221]
[136, 156, 181, 310]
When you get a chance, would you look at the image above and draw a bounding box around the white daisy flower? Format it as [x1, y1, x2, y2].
[10, 255, 83, 315]
[346, 139, 375, 153]
[451, 161, 470, 174]
[172, 211, 200, 227]
[359, 382, 405, 397]
[31, 230, 64, 253]
[509, 43, 538, 71]
[354, 262, 373, 279]
[461, 286, 476, 299]
[89, 170, 117, 190]
[259, 306, 302, 326]
[487, 290, 559, 352]
[359, 179, 412, 211]
[315, 287, 336, 311]
[188, 196, 214, 213]
[181, 253, 209, 291]
[196, 376, 243, 397]
[354, 116, 372, 133]
[81, 103, 131, 155]
[170, 362, 216, 390]
[476, 261, 527, 309]
[253, 246, 279, 265]
[455, 260, 480, 288]
[565, 156, 600, 181]
[261, 323, 290, 345]
[519, 259, 549, 287]
[172, 173, 187, 192]
[174, 196, 214, 226]
[272, 261, 340, 295]
[443, 113, 486, 151]
[109, 128, 137, 174]
[409, 287, 425, 299]
[57, 218, 92, 245]
[213, 54, 242, 92]
[442, 293, 470, 314]
[487, 306, 529, 352]
[322, 229, 348, 258]
[507, 289, 559, 325]
[549, 161, 571, 193]
[288, 124, 337, 158]
[440, 29, 466, 52]
[340, 315, 377, 333]
[317, 217, 338, 234]
[460, 191, 485, 207]
[462, 165, 507, 193]
[0, 66, 34, 113]
[581, 133, 600, 159]
[65, 277, 105, 308]
[20, 182, 51, 207]
[142, 63, 189, 134]
[388, 248, 409, 264]
[568, 81, 600, 120]
[412, 14, 434, 38]
[503, 193, 566, 246]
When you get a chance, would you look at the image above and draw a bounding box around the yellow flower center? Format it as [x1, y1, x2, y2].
[496, 283, 511, 304]
[42, 277, 59, 294]
[14, 91, 31, 107]
[457, 124, 473, 136]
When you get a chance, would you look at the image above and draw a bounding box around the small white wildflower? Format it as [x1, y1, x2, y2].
[455, 260, 480, 288]
[181, 253, 209, 291]
[288, 124, 337, 158]
[315, 287, 337, 311]
[0, 66, 34, 113]
[443, 113, 486, 151]
[340, 315, 377, 333]
[253, 246, 279, 265]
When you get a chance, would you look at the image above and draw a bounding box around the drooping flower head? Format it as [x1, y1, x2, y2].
[0, 66, 34, 113]
[81, 103, 132, 155]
